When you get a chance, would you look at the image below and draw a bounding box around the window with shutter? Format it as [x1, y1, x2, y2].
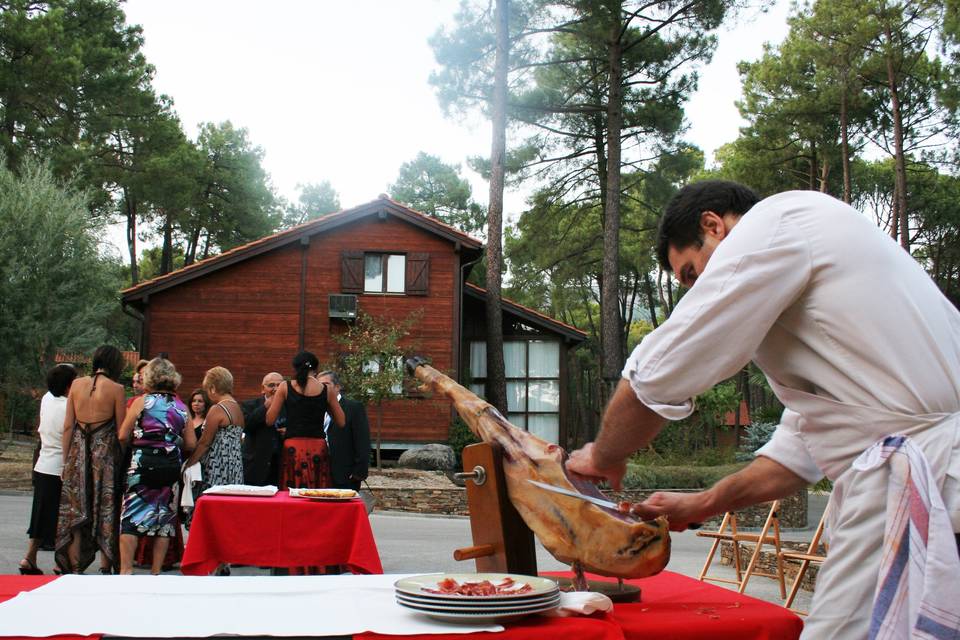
[341, 251, 364, 293]
[405, 252, 429, 296]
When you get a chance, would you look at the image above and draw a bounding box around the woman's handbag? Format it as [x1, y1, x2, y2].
[138, 447, 182, 488]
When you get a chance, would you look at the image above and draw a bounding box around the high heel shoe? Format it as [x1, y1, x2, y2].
[18, 559, 42, 575]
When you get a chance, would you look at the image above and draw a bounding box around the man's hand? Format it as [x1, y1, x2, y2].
[635, 491, 713, 531]
[566, 442, 628, 490]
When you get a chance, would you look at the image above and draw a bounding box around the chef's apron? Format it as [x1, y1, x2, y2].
[772, 385, 960, 639]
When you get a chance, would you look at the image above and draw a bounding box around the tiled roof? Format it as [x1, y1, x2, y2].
[465, 282, 588, 341]
[122, 196, 482, 300]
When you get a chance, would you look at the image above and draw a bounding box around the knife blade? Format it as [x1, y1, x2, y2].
[526, 479, 701, 529]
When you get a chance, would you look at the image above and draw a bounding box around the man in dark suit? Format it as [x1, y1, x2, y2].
[317, 370, 370, 490]
[241, 372, 284, 486]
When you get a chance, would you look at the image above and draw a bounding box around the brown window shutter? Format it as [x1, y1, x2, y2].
[341, 251, 364, 293]
[405, 252, 429, 296]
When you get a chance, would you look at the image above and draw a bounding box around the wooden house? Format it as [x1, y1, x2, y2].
[121, 196, 586, 449]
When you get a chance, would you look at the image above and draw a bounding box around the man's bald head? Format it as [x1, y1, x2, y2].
[261, 372, 283, 398]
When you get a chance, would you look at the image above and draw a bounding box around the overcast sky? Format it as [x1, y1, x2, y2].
[115, 0, 792, 254]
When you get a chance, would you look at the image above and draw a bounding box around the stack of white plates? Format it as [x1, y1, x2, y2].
[394, 573, 560, 623]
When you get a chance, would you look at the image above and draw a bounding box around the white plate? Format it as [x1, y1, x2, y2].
[396, 591, 560, 608]
[396, 599, 558, 623]
[288, 488, 358, 501]
[394, 573, 558, 601]
[396, 594, 560, 612]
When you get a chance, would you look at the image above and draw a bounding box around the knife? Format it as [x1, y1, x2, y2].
[526, 479, 701, 530]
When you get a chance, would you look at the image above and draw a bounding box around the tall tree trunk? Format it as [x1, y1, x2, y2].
[884, 34, 909, 251]
[808, 141, 818, 191]
[642, 270, 658, 329]
[160, 214, 173, 275]
[124, 187, 139, 285]
[600, 4, 624, 400]
[819, 158, 829, 193]
[840, 86, 852, 203]
[484, 0, 509, 415]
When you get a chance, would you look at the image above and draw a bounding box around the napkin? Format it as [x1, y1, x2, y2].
[544, 591, 614, 617]
[202, 484, 278, 497]
[180, 463, 202, 507]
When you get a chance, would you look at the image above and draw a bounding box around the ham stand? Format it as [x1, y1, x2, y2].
[451, 441, 641, 602]
[451, 441, 538, 574]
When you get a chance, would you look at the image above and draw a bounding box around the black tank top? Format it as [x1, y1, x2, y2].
[282, 381, 328, 439]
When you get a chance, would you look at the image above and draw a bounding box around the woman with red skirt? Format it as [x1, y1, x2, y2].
[267, 351, 345, 490]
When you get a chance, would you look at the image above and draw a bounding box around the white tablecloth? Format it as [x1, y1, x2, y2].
[0, 574, 503, 637]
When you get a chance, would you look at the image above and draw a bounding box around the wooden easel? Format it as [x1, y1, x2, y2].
[451, 442, 538, 575]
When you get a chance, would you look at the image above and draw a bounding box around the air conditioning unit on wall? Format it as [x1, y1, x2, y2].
[329, 293, 358, 319]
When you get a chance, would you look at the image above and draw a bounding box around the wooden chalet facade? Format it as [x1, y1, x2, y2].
[121, 196, 586, 448]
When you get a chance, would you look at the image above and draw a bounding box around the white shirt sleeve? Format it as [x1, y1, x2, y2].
[756, 408, 823, 483]
[622, 208, 811, 419]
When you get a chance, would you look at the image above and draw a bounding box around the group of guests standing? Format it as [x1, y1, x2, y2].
[19, 346, 369, 577]
[242, 351, 370, 492]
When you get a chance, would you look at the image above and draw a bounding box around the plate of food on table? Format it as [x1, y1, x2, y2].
[288, 487, 359, 501]
[394, 573, 561, 622]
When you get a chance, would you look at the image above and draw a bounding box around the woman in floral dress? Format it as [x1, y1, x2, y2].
[118, 357, 195, 575]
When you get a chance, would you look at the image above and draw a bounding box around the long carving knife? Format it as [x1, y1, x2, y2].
[526, 479, 701, 529]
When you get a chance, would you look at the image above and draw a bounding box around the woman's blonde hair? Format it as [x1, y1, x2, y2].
[203, 366, 234, 395]
[143, 357, 182, 393]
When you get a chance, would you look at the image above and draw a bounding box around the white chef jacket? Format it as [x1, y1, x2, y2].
[622, 190, 960, 525]
[33, 391, 68, 476]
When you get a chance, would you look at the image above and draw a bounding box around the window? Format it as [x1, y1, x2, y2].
[341, 251, 429, 296]
[364, 354, 404, 395]
[468, 339, 561, 443]
[364, 253, 405, 293]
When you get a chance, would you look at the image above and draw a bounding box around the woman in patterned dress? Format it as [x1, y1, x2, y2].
[55, 345, 127, 574]
[267, 351, 344, 489]
[118, 357, 196, 575]
[184, 367, 244, 494]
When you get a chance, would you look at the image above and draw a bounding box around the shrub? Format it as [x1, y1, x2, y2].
[735, 421, 778, 462]
[447, 417, 479, 467]
[623, 463, 746, 490]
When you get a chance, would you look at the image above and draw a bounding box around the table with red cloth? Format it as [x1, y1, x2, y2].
[180, 492, 383, 575]
[0, 571, 801, 640]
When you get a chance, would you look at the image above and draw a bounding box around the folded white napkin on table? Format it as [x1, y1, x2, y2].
[544, 591, 614, 617]
[202, 484, 278, 497]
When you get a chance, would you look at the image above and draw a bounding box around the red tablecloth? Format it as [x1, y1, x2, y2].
[358, 571, 803, 640]
[0, 571, 801, 640]
[181, 492, 383, 575]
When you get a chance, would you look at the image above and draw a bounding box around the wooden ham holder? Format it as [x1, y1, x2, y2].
[452, 441, 538, 575]
[452, 440, 642, 603]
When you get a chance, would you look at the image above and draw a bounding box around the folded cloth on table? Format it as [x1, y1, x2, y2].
[543, 591, 614, 617]
[202, 484, 278, 497]
[180, 463, 202, 507]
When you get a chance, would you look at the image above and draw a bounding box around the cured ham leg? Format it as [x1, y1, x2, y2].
[407, 358, 670, 579]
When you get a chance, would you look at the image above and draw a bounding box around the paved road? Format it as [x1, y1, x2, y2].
[0, 491, 815, 611]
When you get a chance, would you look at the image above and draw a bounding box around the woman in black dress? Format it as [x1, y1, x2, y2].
[267, 351, 344, 489]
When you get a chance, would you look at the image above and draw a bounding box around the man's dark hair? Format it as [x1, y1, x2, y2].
[46, 364, 77, 397]
[91, 345, 125, 381]
[656, 180, 760, 270]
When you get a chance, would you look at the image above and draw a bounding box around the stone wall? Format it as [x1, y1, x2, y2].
[371, 485, 808, 529]
[372, 487, 469, 516]
[719, 540, 825, 592]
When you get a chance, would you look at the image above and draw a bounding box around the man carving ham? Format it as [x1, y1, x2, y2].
[567, 180, 960, 639]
